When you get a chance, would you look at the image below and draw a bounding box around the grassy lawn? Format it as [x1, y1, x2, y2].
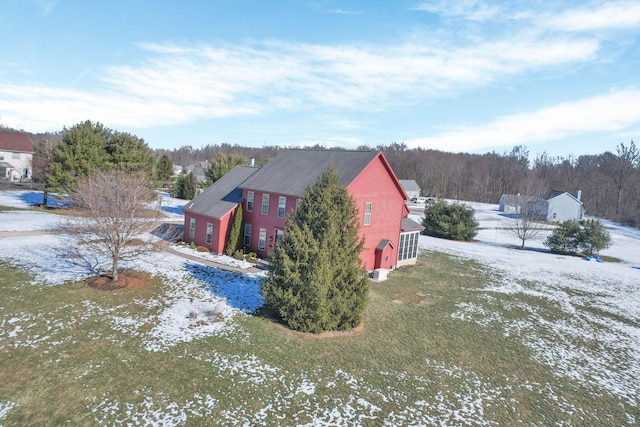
[0, 252, 637, 426]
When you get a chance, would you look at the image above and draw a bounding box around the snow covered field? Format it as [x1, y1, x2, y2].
[1, 190, 639, 425]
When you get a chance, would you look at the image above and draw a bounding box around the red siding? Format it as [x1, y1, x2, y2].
[242, 153, 408, 271]
[184, 207, 237, 255]
[347, 154, 407, 270]
[242, 191, 293, 258]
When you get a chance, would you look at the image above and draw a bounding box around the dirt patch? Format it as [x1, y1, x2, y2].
[85, 271, 152, 291]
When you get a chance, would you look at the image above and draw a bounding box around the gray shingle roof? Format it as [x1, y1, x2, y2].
[183, 165, 259, 218]
[240, 149, 380, 196]
[401, 217, 424, 232]
[543, 190, 567, 200]
[399, 179, 420, 193]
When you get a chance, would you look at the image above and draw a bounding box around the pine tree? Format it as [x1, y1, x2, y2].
[226, 204, 243, 255]
[579, 219, 612, 256]
[172, 172, 198, 199]
[422, 199, 478, 240]
[544, 220, 582, 254]
[47, 120, 111, 190]
[262, 167, 368, 333]
[156, 154, 174, 183]
[205, 152, 247, 184]
[105, 131, 154, 173]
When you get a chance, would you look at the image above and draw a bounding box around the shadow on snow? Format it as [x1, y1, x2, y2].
[184, 262, 264, 313]
[160, 205, 184, 215]
[17, 191, 69, 208]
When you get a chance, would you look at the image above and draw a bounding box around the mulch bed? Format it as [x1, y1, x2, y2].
[85, 271, 151, 291]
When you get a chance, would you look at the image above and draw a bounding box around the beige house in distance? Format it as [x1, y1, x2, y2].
[0, 131, 34, 182]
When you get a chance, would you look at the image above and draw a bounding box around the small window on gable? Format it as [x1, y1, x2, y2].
[364, 202, 372, 225]
[247, 191, 254, 212]
[261, 194, 270, 215]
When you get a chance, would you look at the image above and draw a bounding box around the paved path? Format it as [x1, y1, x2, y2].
[0, 228, 267, 275]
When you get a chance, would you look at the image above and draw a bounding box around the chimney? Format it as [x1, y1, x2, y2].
[248, 157, 255, 166]
[575, 189, 582, 201]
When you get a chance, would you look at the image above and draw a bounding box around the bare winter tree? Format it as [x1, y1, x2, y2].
[508, 197, 548, 249]
[61, 170, 161, 282]
[507, 178, 548, 249]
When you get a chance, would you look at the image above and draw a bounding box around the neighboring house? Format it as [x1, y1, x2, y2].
[183, 150, 424, 271]
[539, 190, 584, 222]
[499, 190, 584, 222]
[183, 162, 207, 182]
[399, 179, 421, 201]
[498, 193, 528, 214]
[0, 131, 34, 182]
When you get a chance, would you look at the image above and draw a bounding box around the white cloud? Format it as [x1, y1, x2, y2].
[543, 1, 640, 32]
[404, 89, 640, 152]
[0, 30, 603, 132]
[413, 0, 501, 21]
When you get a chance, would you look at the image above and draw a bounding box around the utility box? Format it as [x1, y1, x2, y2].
[372, 268, 388, 281]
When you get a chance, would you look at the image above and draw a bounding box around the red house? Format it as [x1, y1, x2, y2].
[183, 150, 423, 271]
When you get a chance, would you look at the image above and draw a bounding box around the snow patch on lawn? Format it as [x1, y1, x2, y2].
[88, 392, 217, 426]
[0, 401, 16, 422]
[418, 202, 640, 406]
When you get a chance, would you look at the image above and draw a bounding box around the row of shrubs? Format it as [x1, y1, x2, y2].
[186, 241, 258, 263]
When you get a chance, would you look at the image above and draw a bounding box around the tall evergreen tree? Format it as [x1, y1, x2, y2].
[105, 131, 154, 173]
[156, 154, 174, 183]
[262, 167, 368, 333]
[46, 120, 154, 195]
[205, 152, 247, 184]
[47, 120, 110, 191]
[172, 172, 198, 200]
[226, 204, 244, 255]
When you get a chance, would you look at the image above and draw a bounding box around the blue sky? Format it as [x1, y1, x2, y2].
[1, 1, 639, 157]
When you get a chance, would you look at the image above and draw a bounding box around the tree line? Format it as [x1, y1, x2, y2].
[159, 141, 640, 227]
[12, 121, 639, 226]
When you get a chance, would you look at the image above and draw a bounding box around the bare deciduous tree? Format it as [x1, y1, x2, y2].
[508, 197, 548, 249]
[61, 170, 161, 282]
[507, 180, 548, 249]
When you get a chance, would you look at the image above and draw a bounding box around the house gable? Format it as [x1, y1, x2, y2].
[346, 153, 408, 270]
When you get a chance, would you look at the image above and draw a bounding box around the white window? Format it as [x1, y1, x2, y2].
[261, 194, 270, 215]
[247, 191, 254, 212]
[398, 231, 419, 262]
[243, 224, 252, 246]
[278, 196, 286, 218]
[258, 228, 267, 251]
[189, 218, 196, 239]
[364, 202, 372, 225]
[206, 223, 213, 244]
[275, 229, 284, 244]
[12, 152, 20, 159]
